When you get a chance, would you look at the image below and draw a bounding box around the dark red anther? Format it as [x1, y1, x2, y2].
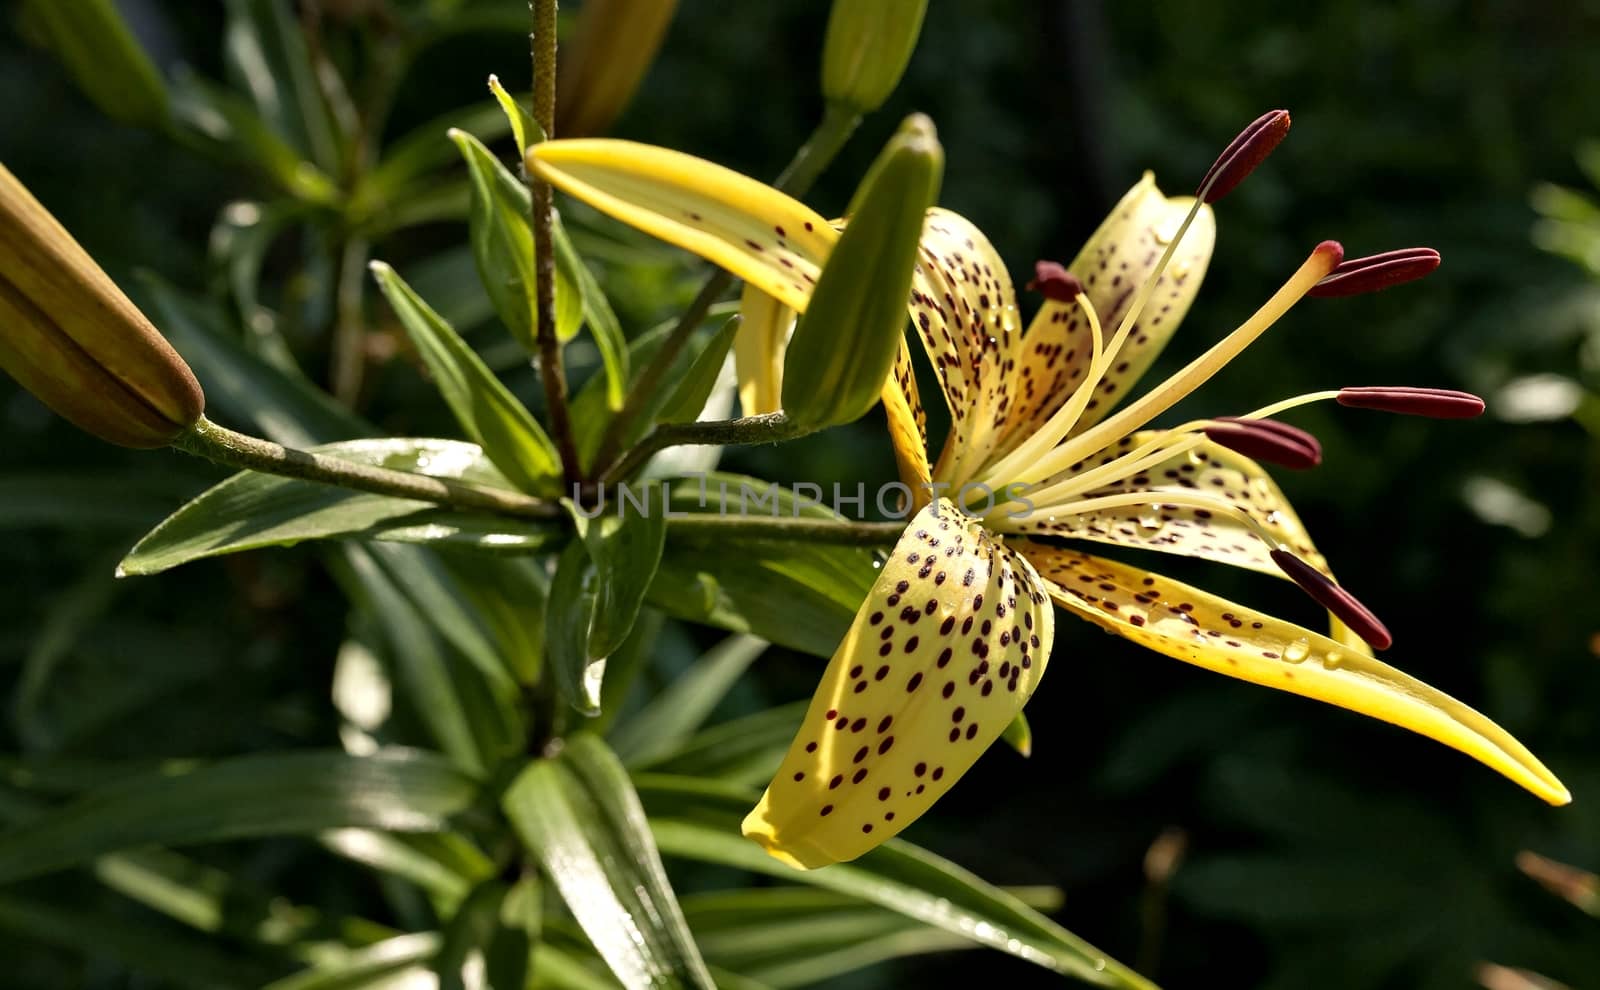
[1196, 109, 1291, 204]
[1270, 549, 1393, 651]
[1204, 417, 1322, 469]
[1336, 386, 1485, 419]
[1026, 261, 1083, 303]
[1307, 248, 1441, 297]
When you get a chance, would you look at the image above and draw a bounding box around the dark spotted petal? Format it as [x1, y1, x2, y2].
[1019, 544, 1570, 807]
[1001, 433, 1330, 578]
[743, 500, 1055, 869]
[528, 139, 836, 313]
[999, 174, 1215, 457]
[908, 209, 1024, 484]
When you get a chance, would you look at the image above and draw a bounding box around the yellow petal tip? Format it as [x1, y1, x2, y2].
[740, 805, 829, 871]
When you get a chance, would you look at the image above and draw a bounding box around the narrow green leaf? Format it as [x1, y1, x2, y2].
[362, 101, 511, 212]
[338, 548, 485, 772]
[435, 879, 508, 990]
[555, 223, 630, 411]
[138, 274, 361, 447]
[570, 305, 738, 464]
[1001, 712, 1033, 758]
[610, 635, 768, 767]
[265, 932, 441, 990]
[635, 775, 1154, 989]
[641, 701, 805, 785]
[658, 315, 739, 424]
[371, 261, 562, 495]
[168, 70, 340, 206]
[320, 829, 491, 906]
[0, 473, 189, 529]
[649, 475, 876, 656]
[19, 0, 168, 128]
[567, 495, 668, 661]
[547, 539, 604, 716]
[0, 890, 283, 989]
[503, 735, 715, 990]
[681, 888, 974, 988]
[222, 0, 346, 171]
[0, 751, 477, 885]
[451, 129, 583, 350]
[489, 874, 543, 990]
[488, 74, 544, 157]
[119, 438, 558, 576]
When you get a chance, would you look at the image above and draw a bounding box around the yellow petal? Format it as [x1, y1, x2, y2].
[734, 282, 792, 415]
[744, 500, 1055, 868]
[881, 338, 933, 495]
[1018, 543, 1569, 806]
[1014, 174, 1214, 440]
[908, 209, 1024, 484]
[527, 139, 837, 312]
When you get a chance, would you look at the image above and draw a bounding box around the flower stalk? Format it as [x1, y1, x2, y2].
[172, 417, 561, 520]
[530, 0, 583, 483]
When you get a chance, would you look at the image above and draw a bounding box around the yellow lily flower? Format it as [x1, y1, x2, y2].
[527, 112, 1569, 871]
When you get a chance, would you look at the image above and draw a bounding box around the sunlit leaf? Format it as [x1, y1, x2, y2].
[503, 735, 715, 990]
[371, 261, 562, 495]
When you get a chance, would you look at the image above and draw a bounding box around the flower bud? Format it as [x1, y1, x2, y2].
[780, 114, 942, 430]
[821, 0, 928, 114]
[0, 163, 203, 447]
[557, 0, 681, 137]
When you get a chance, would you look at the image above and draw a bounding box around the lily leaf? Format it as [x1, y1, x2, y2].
[371, 261, 562, 495]
[18, 0, 168, 129]
[649, 475, 876, 657]
[658, 314, 740, 424]
[568, 494, 668, 661]
[488, 74, 543, 158]
[547, 539, 604, 716]
[265, 932, 440, 990]
[610, 634, 769, 767]
[451, 128, 584, 350]
[637, 774, 1154, 989]
[119, 438, 560, 577]
[639, 701, 806, 786]
[0, 751, 478, 886]
[503, 734, 716, 990]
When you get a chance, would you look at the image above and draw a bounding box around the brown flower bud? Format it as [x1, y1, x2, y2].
[0, 162, 203, 447]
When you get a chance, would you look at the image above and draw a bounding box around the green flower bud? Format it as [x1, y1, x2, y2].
[781, 114, 942, 430]
[820, 0, 928, 114]
[0, 163, 203, 448]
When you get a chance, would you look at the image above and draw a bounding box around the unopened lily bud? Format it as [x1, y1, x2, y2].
[821, 0, 928, 114]
[0, 163, 203, 447]
[782, 114, 942, 429]
[557, 0, 681, 137]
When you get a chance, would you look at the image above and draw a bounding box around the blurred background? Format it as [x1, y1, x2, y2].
[2, 1, 1599, 987]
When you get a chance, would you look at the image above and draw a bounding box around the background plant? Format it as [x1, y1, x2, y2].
[1, 2, 1598, 989]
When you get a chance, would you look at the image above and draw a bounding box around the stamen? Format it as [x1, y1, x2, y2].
[1195, 109, 1292, 204]
[1203, 417, 1322, 469]
[1026, 261, 1083, 302]
[991, 241, 1343, 489]
[997, 489, 1286, 550]
[1337, 386, 1485, 418]
[1308, 248, 1440, 297]
[1269, 549, 1393, 650]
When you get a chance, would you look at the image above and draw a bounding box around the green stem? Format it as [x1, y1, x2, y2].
[667, 514, 903, 546]
[173, 416, 561, 520]
[329, 235, 371, 405]
[599, 412, 808, 485]
[531, 0, 583, 483]
[590, 106, 862, 478]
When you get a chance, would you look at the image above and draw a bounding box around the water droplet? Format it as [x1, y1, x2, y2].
[1265, 510, 1284, 525]
[1187, 450, 1207, 466]
[1323, 651, 1343, 670]
[1283, 638, 1310, 663]
[1137, 514, 1162, 531]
